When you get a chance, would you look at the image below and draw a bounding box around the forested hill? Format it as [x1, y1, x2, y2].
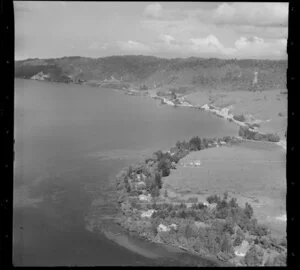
[15, 55, 287, 91]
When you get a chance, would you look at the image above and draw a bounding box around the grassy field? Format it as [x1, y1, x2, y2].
[162, 141, 286, 238]
[184, 89, 287, 139]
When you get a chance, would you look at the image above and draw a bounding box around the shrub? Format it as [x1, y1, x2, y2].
[279, 237, 287, 248]
[233, 235, 243, 247]
[273, 254, 287, 266]
[187, 197, 198, 203]
[251, 224, 269, 237]
[265, 133, 280, 142]
[233, 114, 246, 122]
[202, 138, 209, 148]
[150, 186, 160, 198]
[223, 220, 235, 235]
[171, 148, 190, 163]
[192, 202, 207, 210]
[175, 140, 190, 151]
[129, 189, 139, 197]
[194, 209, 211, 222]
[222, 136, 232, 143]
[207, 195, 221, 204]
[177, 209, 187, 219]
[184, 223, 199, 238]
[139, 84, 148, 90]
[244, 245, 264, 266]
[206, 229, 220, 254]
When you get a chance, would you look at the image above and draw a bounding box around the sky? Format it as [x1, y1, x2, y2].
[14, 1, 288, 60]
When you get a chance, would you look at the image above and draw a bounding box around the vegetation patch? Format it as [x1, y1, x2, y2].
[233, 114, 246, 122]
[115, 134, 286, 266]
[238, 126, 280, 142]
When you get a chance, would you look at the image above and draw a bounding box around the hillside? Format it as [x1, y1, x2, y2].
[15, 55, 287, 92]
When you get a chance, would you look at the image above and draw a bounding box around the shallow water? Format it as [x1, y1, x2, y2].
[14, 79, 238, 266]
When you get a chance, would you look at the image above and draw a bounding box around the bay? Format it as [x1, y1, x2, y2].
[13, 79, 238, 266]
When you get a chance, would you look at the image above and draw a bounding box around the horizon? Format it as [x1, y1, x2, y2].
[14, 2, 288, 61]
[15, 54, 288, 62]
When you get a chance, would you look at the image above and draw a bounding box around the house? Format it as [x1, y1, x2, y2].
[139, 194, 151, 202]
[141, 209, 156, 218]
[169, 224, 177, 230]
[157, 224, 170, 233]
[234, 240, 250, 257]
[194, 221, 210, 229]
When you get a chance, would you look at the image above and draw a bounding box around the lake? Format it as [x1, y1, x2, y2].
[13, 79, 238, 266]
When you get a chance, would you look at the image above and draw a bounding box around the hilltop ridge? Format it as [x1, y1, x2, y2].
[15, 55, 287, 92]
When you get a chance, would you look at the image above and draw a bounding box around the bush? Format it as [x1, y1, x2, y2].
[184, 223, 199, 238]
[207, 195, 221, 204]
[233, 114, 246, 122]
[251, 224, 269, 237]
[191, 202, 207, 210]
[233, 235, 243, 247]
[187, 197, 198, 203]
[273, 254, 287, 266]
[223, 220, 235, 235]
[202, 138, 209, 148]
[206, 229, 220, 254]
[244, 245, 264, 266]
[150, 186, 160, 198]
[222, 136, 232, 143]
[175, 140, 190, 151]
[177, 209, 187, 219]
[265, 133, 280, 142]
[179, 203, 187, 209]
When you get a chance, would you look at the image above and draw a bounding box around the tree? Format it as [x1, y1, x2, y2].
[244, 245, 264, 266]
[220, 233, 233, 254]
[154, 172, 162, 189]
[189, 136, 202, 151]
[228, 197, 238, 208]
[150, 186, 160, 197]
[202, 138, 209, 149]
[207, 195, 221, 204]
[153, 150, 164, 161]
[244, 202, 254, 219]
[158, 159, 171, 177]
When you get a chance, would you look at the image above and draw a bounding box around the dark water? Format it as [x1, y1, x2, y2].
[13, 79, 238, 266]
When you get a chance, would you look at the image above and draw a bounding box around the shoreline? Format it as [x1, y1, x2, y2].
[140, 89, 286, 151]
[113, 136, 286, 266]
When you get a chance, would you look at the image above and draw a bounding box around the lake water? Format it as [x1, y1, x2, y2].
[13, 79, 238, 266]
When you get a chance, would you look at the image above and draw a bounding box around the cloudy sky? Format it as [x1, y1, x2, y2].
[14, 1, 288, 60]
